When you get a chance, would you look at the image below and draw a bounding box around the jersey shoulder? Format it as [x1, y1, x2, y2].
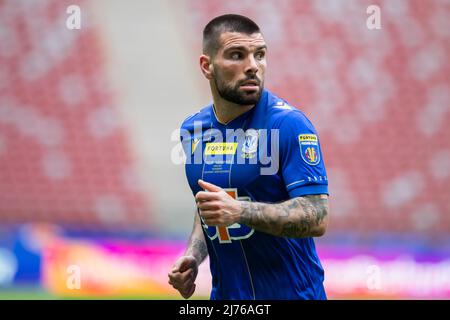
[265, 91, 315, 131]
[180, 104, 212, 132]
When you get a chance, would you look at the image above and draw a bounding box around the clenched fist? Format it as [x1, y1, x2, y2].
[195, 179, 242, 227]
[168, 255, 198, 299]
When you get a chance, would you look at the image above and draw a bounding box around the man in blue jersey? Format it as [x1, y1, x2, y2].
[168, 14, 330, 300]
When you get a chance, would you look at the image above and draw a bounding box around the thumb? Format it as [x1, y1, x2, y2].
[198, 179, 222, 192]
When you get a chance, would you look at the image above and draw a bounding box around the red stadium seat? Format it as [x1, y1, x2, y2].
[0, 0, 151, 230]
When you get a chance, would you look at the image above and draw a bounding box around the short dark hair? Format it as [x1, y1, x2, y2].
[202, 14, 261, 56]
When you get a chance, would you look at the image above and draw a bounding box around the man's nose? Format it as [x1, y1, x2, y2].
[244, 55, 259, 75]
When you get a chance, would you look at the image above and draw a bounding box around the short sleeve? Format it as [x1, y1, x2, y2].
[277, 111, 328, 198]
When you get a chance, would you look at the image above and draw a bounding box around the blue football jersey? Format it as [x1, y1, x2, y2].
[180, 89, 328, 300]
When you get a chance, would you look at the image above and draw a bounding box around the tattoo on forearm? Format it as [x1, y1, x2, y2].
[239, 195, 329, 238]
[187, 237, 208, 263]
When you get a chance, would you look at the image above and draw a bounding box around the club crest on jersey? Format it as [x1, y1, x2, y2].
[241, 129, 258, 159]
[298, 134, 321, 165]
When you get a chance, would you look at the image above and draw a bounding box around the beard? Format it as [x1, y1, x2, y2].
[214, 73, 264, 106]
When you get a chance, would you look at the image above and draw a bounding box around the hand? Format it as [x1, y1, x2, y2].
[195, 179, 242, 227]
[168, 255, 198, 299]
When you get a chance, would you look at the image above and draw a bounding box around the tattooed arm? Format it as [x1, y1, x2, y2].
[185, 211, 209, 264]
[196, 179, 329, 238]
[168, 211, 208, 299]
[239, 194, 329, 238]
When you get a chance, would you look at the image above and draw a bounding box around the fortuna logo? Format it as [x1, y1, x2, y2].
[204, 142, 238, 155]
[241, 129, 258, 159]
[201, 188, 254, 243]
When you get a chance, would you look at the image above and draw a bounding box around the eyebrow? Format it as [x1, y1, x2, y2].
[224, 45, 267, 52]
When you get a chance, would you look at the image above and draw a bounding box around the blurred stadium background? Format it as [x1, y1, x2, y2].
[0, 0, 449, 299]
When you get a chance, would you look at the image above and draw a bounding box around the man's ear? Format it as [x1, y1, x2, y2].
[199, 54, 213, 80]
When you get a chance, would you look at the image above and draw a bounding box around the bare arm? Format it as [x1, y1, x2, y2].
[184, 211, 208, 264]
[239, 194, 329, 238]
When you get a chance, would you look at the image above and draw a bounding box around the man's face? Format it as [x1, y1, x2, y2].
[211, 32, 267, 105]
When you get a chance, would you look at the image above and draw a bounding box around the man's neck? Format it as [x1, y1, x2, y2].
[212, 102, 254, 125]
[211, 90, 255, 125]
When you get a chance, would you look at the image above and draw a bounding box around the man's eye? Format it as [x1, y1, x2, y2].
[255, 52, 265, 60]
[230, 52, 241, 60]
